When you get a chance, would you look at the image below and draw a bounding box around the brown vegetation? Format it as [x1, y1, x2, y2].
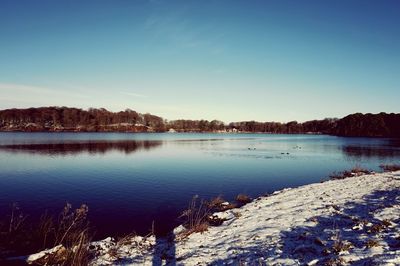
[0, 203, 92, 265]
[379, 163, 400, 172]
[329, 166, 371, 180]
[179, 196, 210, 238]
[207, 196, 225, 209]
[331, 239, 352, 254]
[105, 233, 139, 259]
[179, 195, 242, 238]
[235, 194, 252, 205]
[365, 239, 379, 249]
[367, 219, 392, 234]
[33, 203, 92, 266]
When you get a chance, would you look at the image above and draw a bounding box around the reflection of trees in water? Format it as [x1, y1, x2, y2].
[0, 140, 162, 155]
[342, 145, 400, 159]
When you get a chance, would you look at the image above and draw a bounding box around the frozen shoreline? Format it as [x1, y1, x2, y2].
[30, 171, 400, 265]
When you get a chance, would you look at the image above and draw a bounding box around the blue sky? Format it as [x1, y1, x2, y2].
[0, 0, 399, 122]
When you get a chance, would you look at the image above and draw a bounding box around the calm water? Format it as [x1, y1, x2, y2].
[0, 132, 399, 238]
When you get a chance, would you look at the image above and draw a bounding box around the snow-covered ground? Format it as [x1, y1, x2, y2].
[32, 171, 400, 265]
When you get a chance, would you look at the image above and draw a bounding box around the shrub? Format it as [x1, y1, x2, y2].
[0, 203, 92, 266]
[365, 239, 379, 248]
[218, 202, 237, 211]
[329, 166, 371, 180]
[236, 194, 252, 205]
[31, 203, 92, 266]
[350, 166, 371, 175]
[207, 196, 237, 212]
[179, 196, 211, 238]
[331, 240, 352, 254]
[208, 196, 225, 210]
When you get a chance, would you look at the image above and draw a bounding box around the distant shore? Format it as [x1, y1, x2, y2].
[1, 107, 400, 137]
[0, 129, 323, 134]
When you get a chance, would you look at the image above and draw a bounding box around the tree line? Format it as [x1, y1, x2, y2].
[0, 107, 399, 137]
[0, 107, 165, 132]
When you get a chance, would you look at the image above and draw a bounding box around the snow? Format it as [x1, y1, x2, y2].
[89, 236, 156, 265]
[30, 171, 400, 265]
[209, 210, 236, 222]
[26, 245, 64, 264]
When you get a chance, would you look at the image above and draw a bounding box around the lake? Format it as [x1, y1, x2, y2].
[0, 132, 399, 238]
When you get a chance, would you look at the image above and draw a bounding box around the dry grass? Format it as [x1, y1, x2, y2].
[368, 220, 391, 234]
[232, 211, 242, 218]
[365, 239, 379, 249]
[208, 196, 225, 209]
[323, 257, 346, 266]
[178, 222, 209, 239]
[329, 171, 351, 180]
[218, 202, 237, 211]
[0, 203, 92, 266]
[0, 203, 31, 259]
[207, 196, 237, 211]
[178, 194, 240, 238]
[331, 240, 352, 254]
[105, 233, 138, 259]
[325, 230, 353, 259]
[179, 194, 244, 238]
[330, 166, 371, 180]
[381, 219, 392, 227]
[379, 163, 400, 172]
[188, 222, 209, 234]
[351, 166, 371, 174]
[54, 204, 90, 247]
[32, 203, 92, 266]
[236, 194, 252, 205]
[179, 195, 211, 237]
[38, 211, 54, 249]
[115, 233, 138, 246]
[8, 203, 28, 234]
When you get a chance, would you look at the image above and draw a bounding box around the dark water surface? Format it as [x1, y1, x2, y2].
[0, 132, 399, 238]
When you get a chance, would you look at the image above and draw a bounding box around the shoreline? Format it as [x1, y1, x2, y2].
[26, 171, 400, 265]
[1, 131, 397, 141]
[0, 130, 322, 135]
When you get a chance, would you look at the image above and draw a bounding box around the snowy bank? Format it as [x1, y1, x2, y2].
[32, 171, 400, 265]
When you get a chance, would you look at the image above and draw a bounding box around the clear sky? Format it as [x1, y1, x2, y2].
[0, 0, 399, 122]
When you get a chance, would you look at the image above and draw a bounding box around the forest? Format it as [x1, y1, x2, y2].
[0, 107, 165, 132]
[0, 107, 399, 137]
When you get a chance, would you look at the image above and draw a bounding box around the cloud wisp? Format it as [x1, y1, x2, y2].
[121, 92, 148, 98]
[0, 83, 89, 100]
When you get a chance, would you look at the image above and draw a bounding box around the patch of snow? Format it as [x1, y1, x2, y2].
[26, 245, 64, 264]
[210, 210, 235, 221]
[90, 235, 156, 265]
[173, 225, 186, 235]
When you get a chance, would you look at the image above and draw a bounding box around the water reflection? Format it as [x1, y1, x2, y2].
[0, 140, 162, 155]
